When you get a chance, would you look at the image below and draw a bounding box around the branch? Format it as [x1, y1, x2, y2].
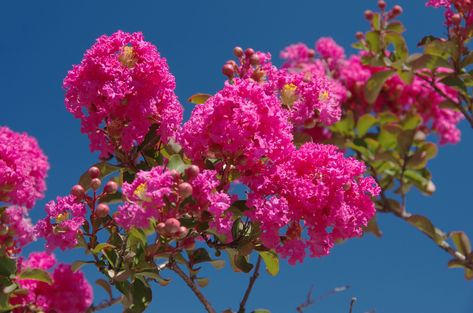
[86, 296, 123, 313]
[167, 259, 216, 313]
[416, 72, 473, 128]
[238, 255, 262, 313]
[349, 297, 357, 313]
[296, 286, 314, 313]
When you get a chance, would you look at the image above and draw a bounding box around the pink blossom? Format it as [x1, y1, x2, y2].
[0, 127, 49, 208]
[315, 37, 345, 62]
[35, 195, 86, 251]
[426, 0, 451, 7]
[63, 30, 183, 159]
[12, 252, 93, 313]
[179, 79, 294, 177]
[1, 206, 36, 255]
[114, 166, 177, 229]
[248, 143, 380, 264]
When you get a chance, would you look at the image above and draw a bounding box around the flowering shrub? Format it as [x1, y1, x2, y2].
[1, 1, 473, 312]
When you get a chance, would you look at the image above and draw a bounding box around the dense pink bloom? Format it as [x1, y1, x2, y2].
[268, 70, 343, 126]
[12, 252, 93, 313]
[63, 30, 183, 158]
[188, 170, 232, 233]
[179, 79, 294, 177]
[248, 143, 380, 264]
[35, 195, 86, 251]
[0, 127, 49, 208]
[426, 0, 450, 7]
[115, 166, 177, 229]
[315, 37, 345, 62]
[0, 206, 35, 255]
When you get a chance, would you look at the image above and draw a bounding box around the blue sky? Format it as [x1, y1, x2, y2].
[1, 1, 472, 312]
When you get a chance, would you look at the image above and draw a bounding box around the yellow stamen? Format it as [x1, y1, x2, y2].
[281, 83, 299, 108]
[56, 212, 69, 223]
[119, 46, 137, 68]
[134, 183, 150, 201]
[319, 90, 330, 101]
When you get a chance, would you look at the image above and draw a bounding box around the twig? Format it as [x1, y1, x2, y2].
[167, 259, 216, 313]
[296, 285, 350, 313]
[349, 297, 357, 313]
[296, 286, 314, 313]
[86, 296, 123, 313]
[238, 255, 262, 313]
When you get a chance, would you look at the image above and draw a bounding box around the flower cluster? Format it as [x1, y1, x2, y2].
[281, 38, 464, 144]
[0, 126, 49, 208]
[247, 143, 380, 264]
[35, 195, 86, 251]
[179, 79, 294, 177]
[63, 31, 183, 159]
[0, 206, 35, 255]
[11, 252, 93, 313]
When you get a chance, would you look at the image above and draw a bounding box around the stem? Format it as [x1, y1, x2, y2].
[86, 296, 123, 313]
[349, 297, 357, 313]
[238, 255, 262, 313]
[168, 259, 216, 313]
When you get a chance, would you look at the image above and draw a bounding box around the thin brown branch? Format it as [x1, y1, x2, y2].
[238, 255, 262, 313]
[86, 296, 123, 313]
[296, 286, 314, 313]
[349, 297, 357, 313]
[167, 259, 216, 313]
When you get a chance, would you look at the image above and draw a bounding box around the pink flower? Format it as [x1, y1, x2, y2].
[63, 30, 183, 159]
[248, 143, 380, 264]
[426, 0, 451, 7]
[115, 166, 177, 229]
[315, 37, 345, 62]
[0, 126, 49, 208]
[179, 79, 294, 177]
[1, 206, 36, 255]
[12, 252, 93, 313]
[35, 196, 86, 251]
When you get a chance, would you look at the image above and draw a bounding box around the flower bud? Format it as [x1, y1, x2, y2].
[249, 53, 260, 65]
[168, 169, 180, 180]
[452, 13, 462, 24]
[364, 10, 374, 20]
[178, 182, 193, 199]
[165, 218, 180, 234]
[233, 46, 244, 58]
[245, 48, 255, 57]
[176, 226, 188, 239]
[71, 184, 86, 199]
[222, 64, 234, 77]
[91, 178, 102, 190]
[355, 32, 364, 40]
[308, 49, 315, 58]
[88, 166, 101, 179]
[96, 203, 110, 218]
[377, 0, 386, 10]
[156, 222, 166, 234]
[392, 5, 403, 15]
[185, 165, 200, 180]
[104, 181, 118, 194]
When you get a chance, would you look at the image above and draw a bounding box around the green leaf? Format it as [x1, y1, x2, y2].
[424, 40, 456, 59]
[365, 31, 381, 53]
[78, 162, 121, 190]
[129, 228, 147, 246]
[386, 31, 408, 61]
[187, 93, 212, 105]
[98, 191, 123, 205]
[330, 111, 355, 136]
[0, 256, 16, 277]
[364, 70, 396, 104]
[196, 277, 209, 288]
[96, 279, 113, 300]
[407, 215, 444, 244]
[92, 243, 115, 255]
[167, 154, 188, 173]
[209, 259, 225, 269]
[2, 283, 17, 294]
[440, 75, 467, 93]
[259, 251, 279, 276]
[71, 260, 94, 272]
[371, 13, 381, 30]
[408, 54, 452, 71]
[387, 21, 405, 33]
[401, 113, 422, 130]
[450, 231, 471, 256]
[252, 310, 271, 313]
[364, 216, 383, 238]
[189, 248, 212, 265]
[17, 269, 52, 284]
[357, 114, 378, 137]
[461, 50, 473, 67]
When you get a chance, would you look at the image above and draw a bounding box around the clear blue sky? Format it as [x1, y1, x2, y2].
[1, 1, 472, 312]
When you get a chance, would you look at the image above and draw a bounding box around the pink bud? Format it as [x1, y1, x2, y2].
[96, 203, 110, 218]
[91, 178, 102, 190]
[392, 5, 403, 15]
[176, 226, 189, 239]
[88, 166, 101, 179]
[364, 10, 374, 20]
[378, 0, 386, 10]
[71, 184, 86, 199]
[185, 165, 200, 180]
[169, 169, 180, 180]
[356, 32, 364, 40]
[452, 13, 462, 24]
[165, 218, 181, 234]
[222, 64, 234, 77]
[156, 222, 166, 234]
[249, 54, 260, 65]
[104, 181, 118, 194]
[233, 46, 244, 58]
[178, 183, 193, 199]
[245, 48, 255, 57]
